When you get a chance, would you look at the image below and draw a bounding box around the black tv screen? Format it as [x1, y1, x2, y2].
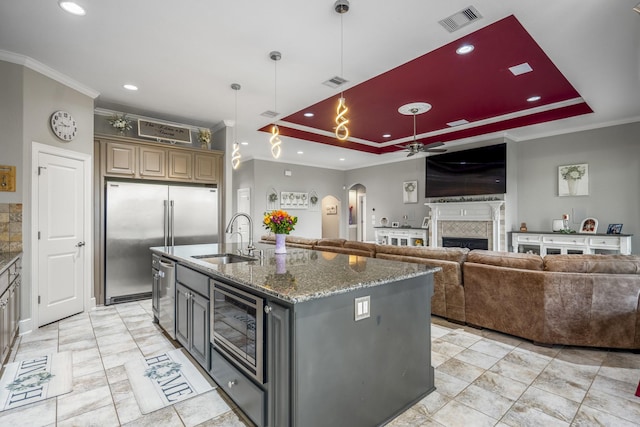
[425, 143, 506, 198]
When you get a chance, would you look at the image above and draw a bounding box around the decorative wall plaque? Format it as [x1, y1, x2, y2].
[138, 119, 192, 144]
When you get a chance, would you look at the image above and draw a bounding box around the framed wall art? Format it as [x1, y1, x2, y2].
[558, 163, 588, 197]
[403, 180, 418, 203]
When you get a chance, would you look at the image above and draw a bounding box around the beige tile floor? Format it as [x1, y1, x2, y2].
[0, 301, 639, 426]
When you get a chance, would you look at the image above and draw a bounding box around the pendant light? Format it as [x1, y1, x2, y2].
[231, 83, 241, 170]
[269, 51, 282, 159]
[334, 0, 350, 141]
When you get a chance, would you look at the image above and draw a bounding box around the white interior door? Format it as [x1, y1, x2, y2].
[37, 151, 85, 326]
[236, 188, 251, 245]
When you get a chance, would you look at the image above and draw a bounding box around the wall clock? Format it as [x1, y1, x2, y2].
[50, 110, 77, 142]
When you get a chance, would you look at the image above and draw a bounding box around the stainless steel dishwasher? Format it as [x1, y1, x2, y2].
[157, 257, 177, 339]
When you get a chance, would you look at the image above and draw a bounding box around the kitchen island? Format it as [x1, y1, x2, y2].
[151, 243, 437, 427]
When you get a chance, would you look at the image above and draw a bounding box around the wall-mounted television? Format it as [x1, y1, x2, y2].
[425, 143, 506, 198]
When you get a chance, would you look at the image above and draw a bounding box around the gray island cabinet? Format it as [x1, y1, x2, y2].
[151, 243, 437, 427]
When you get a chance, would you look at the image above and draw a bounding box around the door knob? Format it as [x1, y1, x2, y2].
[76, 241, 85, 247]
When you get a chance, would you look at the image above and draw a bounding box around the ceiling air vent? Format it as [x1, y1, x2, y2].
[323, 76, 348, 89]
[439, 6, 482, 33]
[261, 110, 279, 118]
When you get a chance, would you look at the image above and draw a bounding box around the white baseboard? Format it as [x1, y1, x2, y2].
[18, 318, 33, 336]
[89, 297, 96, 310]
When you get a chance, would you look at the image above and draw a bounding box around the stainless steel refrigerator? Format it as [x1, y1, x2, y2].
[105, 181, 218, 305]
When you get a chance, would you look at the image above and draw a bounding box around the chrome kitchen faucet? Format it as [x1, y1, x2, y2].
[225, 212, 255, 256]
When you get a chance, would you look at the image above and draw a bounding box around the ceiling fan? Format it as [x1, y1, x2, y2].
[397, 102, 447, 157]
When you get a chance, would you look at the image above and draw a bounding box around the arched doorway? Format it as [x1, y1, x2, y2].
[348, 184, 366, 242]
[321, 195, 341, 238]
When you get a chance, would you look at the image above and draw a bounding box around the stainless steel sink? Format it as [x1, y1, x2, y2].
[192, 253, 256, 265]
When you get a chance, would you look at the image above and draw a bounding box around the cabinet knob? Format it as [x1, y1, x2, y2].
[76, 241, 85, 247]
[228, 380, 237, 388]
[264, 305, 272, 314]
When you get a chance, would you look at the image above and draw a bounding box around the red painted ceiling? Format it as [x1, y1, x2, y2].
[258, 15, 592, 154]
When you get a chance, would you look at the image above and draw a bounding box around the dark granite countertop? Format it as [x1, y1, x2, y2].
[151, 243, 438, 304]
[0, 252, 21, 274]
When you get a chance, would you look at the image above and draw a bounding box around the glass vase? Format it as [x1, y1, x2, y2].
[275, 234, 286, 254]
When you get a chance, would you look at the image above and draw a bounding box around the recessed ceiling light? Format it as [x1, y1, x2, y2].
[297, 151, 304, 154]
[527, 95, 541, 102]
[456, 44, 474, 55]
[509, 62, 533, 76]
[58, 1, 86, 16]
[123, 84, 138, 91]
[382, 134, 391, 138]
[303, 112, 314, 118]
[339, 158, 345, 161]
[240, 141, 249, 146]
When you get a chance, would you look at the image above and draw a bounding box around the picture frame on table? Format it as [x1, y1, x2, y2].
[606, 223, 623, 234]
[580, 217, 598, 234]
[421, 217, 430, 229]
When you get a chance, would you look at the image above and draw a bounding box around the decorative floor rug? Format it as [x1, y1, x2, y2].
[125, 348, 214, 414]
[0, 352, 73, 412]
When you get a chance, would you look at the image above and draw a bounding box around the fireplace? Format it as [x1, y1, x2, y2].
[442, 237, 488, 250]
[424, 200, 505, 251]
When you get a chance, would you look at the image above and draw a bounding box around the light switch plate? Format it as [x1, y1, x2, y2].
[354, 296, 370, 321]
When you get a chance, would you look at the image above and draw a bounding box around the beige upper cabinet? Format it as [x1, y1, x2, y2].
[168, 151, 193, 180]
[105, 142, 136, 176]
[99, 137, 222, 184]
[194, 153, 221, 183]
[139, 146, 166, 178]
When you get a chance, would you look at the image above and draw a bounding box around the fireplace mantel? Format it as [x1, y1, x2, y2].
[425, 201, 505, 251]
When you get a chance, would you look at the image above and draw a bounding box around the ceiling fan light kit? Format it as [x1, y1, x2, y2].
[398, 102, 446, 157]
[334, 0, 350, 142]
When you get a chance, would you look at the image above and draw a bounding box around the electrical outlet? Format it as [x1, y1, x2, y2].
[354, 296, 370, 321]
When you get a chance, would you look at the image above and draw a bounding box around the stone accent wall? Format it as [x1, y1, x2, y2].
[437, 205, 506, 251]
[0, 203, 22, 252]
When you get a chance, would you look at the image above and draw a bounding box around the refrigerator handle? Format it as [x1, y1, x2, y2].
[163, 200, 169, 247]
[170, 200, 175, 246]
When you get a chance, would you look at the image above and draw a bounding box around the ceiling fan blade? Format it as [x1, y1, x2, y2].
[425, 148, 447, 153]
[406, 151, 416, 157]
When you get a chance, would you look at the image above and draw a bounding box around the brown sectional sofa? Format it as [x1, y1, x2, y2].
[374, 245, 468, 323]
[260, 235, 640, 349]
[464, 251, 640, 349]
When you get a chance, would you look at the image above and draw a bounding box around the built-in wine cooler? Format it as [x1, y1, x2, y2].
[210, 280, 264, 384]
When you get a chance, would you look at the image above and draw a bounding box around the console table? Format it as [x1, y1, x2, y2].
[511, 231, 633, 255]
[374, 227, 427, 247]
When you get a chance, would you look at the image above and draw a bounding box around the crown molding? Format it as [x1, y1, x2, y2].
[0, 50, 100, 99]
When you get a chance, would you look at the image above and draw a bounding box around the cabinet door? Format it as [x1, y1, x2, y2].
[189, 292, 210, 369]
[175, 283, 190, 348]
[168, 151, 193, 180]
[152, 268, 160, 320]
[267, 302, 290, 427]
[105, 142, 137, 176]
[0, 294, 9, 364]
[194, 153, 220, 183]
[139, 146, 166, 178]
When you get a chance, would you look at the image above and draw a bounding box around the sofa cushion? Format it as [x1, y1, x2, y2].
[375, 245, 469, 263]
[343, 241, 377, 256]
[314, 238, 346, 248]
[466, 250, 544, 271]
[544, 254, 640, 274]
[286, 236, 318, 246]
